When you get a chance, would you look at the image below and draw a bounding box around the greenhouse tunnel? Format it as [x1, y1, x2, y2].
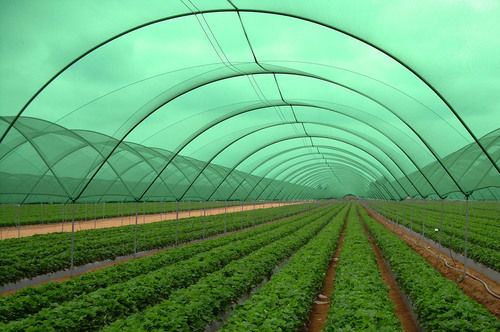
[0, 0, 499, 205]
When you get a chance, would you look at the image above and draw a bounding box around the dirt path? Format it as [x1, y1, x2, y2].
[0, 202, 299, 240]
[358, 208, 419, 332]
[362, 205, 500, 319]
[304, 207, 349, 332]
[1, 205, 319, 297]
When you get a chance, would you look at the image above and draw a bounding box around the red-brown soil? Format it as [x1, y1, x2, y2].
[362, 205, 500, 319]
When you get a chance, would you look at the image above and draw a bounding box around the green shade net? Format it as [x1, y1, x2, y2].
[0, 0, 499, 203]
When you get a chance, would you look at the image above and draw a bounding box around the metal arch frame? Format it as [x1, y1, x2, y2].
[186, 119, 424, 199]
[250, 154, 396, 201]
[0, 117, 173, 202]
[145, 100, 441, 201]
[186, 132, 410, 202]
[272, 163, 379, 198]
[14, 68, 460, 202]
[107, 69, 460, 201]
[281, 166, 382, 200]
[2, 8, 495, 199]
[289, 170, 360, 200]
[265, 161, 390, 200]
[175, 122, 415, 201]
[129, 147, 223, 199]
[243, 151, 394, 200]
[298, 168, 387, 200]
[283, 164, 380, 195]
[240, 152, 396, 201]
[224, 143, 408, 201]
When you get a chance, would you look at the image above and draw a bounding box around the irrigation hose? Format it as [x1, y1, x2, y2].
[368, 206, 500, 300]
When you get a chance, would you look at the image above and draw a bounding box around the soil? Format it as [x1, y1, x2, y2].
[358, 209, 419, 332]
[1, 204, 315, 297]
[304, 208, 349, 332]
[362, 204, 500, 319]
[0, 202, 298, 240]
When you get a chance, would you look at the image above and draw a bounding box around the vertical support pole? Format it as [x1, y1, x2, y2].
[240, 204, 244, 229]
[70, 202, 75, 275]
[102, 202, 105, 223]
[203, 201, 206, 239]
[438, 199, 444, 259]
[94, 202, 97, 229]
[121, 201, 124, 226]
[62, 203, 65, 232]
[143, 201, 146, 224]
[134, 202, 138, 257]
[188, 201, 191, 217]
[175, 200, 179, 245]
[463, 195, 470, 278]
[40, 203, 44, 224]
[401, 200, 406, 234]
[17, 204, 21, 238]
[421, 199, 426, 246]
[84, 203, 87, 223]
[224, 202, 227, 233]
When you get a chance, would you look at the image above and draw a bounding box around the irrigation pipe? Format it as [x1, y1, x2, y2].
[366, 205, 500, 299]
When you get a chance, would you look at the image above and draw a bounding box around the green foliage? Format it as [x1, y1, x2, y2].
[368, 200, 500, 271]
[360, 207, 500, 332]
[324, 208, 403, 332]
[1, 204, 342, 331]
[219, 205, 348, 331]
[101, 206, 344, 331]
[0, 202, 321, 285]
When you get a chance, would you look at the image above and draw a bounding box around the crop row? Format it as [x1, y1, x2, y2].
[101, 205, 347, 331]
[0, 204, 339, 322]
[360, 207, 500, 331]
[324, 207, 403, 331]
[1, 203, 343, 331]
[367, 201, 500, 271]
[0, 200, 264, 227]
[219, 203, 348, 331]
[0, 202, 323, 285]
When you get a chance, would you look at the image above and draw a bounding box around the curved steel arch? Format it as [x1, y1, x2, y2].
[280, 166, 383, 200]
[175, 123, 413, 201]
[198, 102, 439, 198]
[254, 154, 393, 200]
[62, 68, 464, 201]
[1, 8, 494, 197]
[223, 143, 406, 201]
[240, 152, 393, 201]
[180, 129, 412, 202]
[142, 100, 440, 201]
[183, 120, 423, 201]
[272, 162, 380, 198]
[243, 153, 396, 202]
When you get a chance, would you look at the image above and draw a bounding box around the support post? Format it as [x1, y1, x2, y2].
[40, 203, 44, 224]
[94, 202, 97, 229]
[203, 202, 206, 239]
[175, 200, 179, 245]
[240, 204, 244, 229]
[134, 202, 138, 257]
[120, 201, 124, 226]
[438, 199, 444, 259]
[17, 204, 21, 238]
[421, 199, 426, 246]
[70, 202, 75, 275]
[143, 201, 146, 224]
[463, 195, 470, 278]
[224, 203, 227, 233]
[62, 204, 65, 232]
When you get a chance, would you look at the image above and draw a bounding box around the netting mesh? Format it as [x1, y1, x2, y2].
[0, 1, 499, 203]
